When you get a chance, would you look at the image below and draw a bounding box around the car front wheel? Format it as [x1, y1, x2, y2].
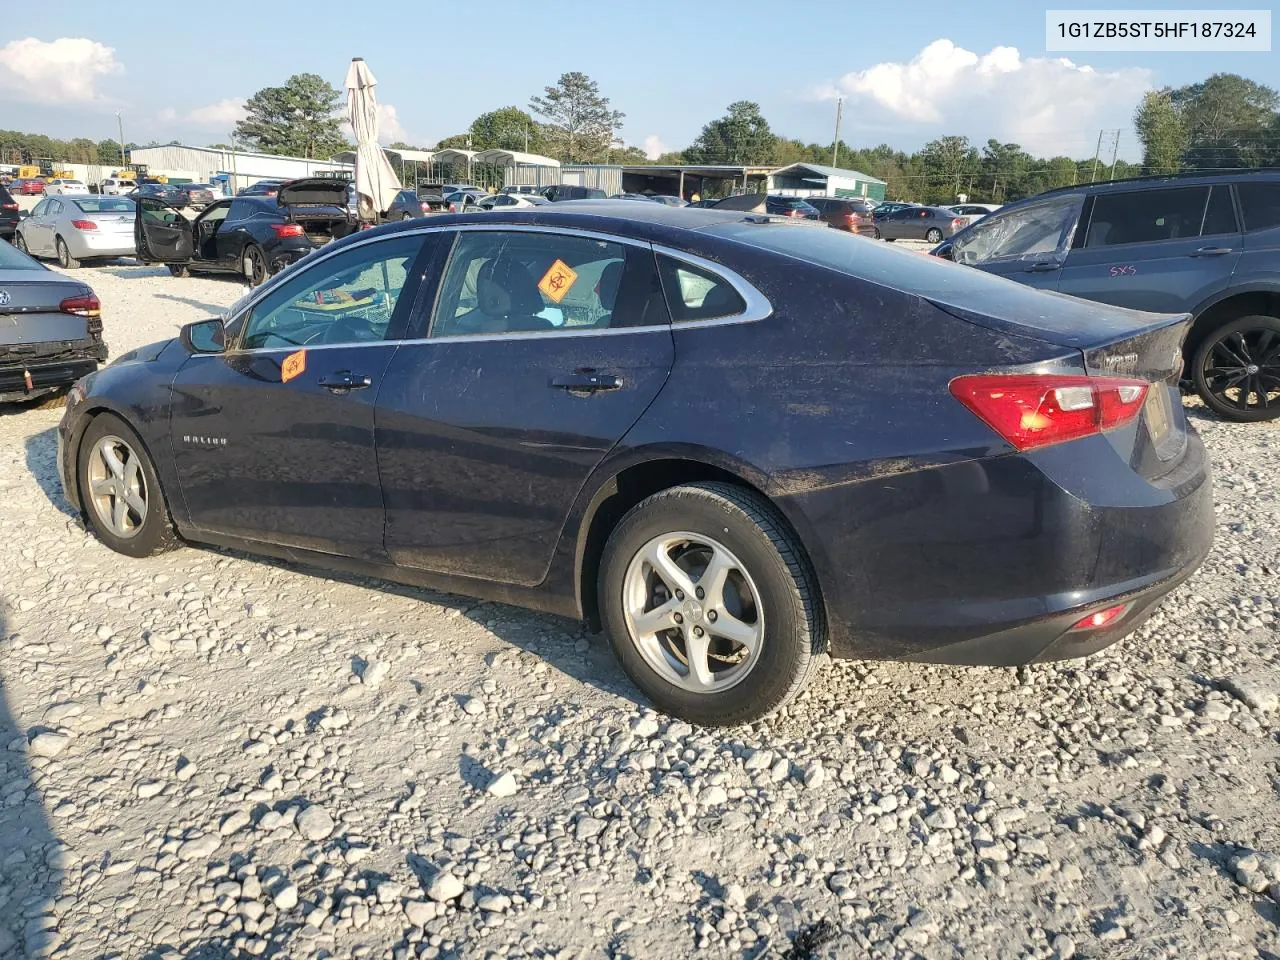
[78, 412, 180, 558]
[13, 232, 29, 254]
[598, 482, 824, 726]
[1192, 315, 1280, 422]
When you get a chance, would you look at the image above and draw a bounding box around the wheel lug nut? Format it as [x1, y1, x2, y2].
[693, 626, 704, 638]
[675, 590, 684, 601]
[695, 587, 704, 600]
[673, 613, 683, 624]
[707, 610, 717, 622]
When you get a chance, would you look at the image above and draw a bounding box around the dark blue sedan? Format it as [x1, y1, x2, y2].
[56, 202, 1214, 726]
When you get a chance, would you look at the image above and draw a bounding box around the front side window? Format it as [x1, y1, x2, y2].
[952, 194, 1080, 265]
[1083, 186, 1209, 248]
[430, 230, 665, 337]
[235, 235, 424, 350]
[1236, 182, 1280, 232]
[657, 256, 747, 322]
[1201, 185, 1238, 236]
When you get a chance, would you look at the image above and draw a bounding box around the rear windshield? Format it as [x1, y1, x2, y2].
[0, 240, 40, 270]
[72, 197, 134, 213]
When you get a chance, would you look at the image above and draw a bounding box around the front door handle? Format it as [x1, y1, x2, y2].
[1190, 246, 1233, 257]
[1024, 261, 1061, 273]
[317, 371, 372, 392]
[551, 371, 623, 394]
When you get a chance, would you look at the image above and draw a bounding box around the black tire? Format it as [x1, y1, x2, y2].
[167, 263, 190, 278]
[925, 228, 943, 243]
[55, 236, 81, 269]
[1192, 315, 1280, 422]
[884, 237, 896, 242]
[872, 227, 881, 240]
[13, 232, 29, 254]
[598, 482, 824, 726]
[244, 244, 268, 287]
[77, 412, 180, 558]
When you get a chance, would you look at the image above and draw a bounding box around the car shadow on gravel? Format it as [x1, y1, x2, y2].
[156, 292, 236, 316]
[0, 605, 65, 955]
[24, 429, 78, 519]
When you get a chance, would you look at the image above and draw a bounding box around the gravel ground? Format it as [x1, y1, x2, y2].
[1, 257, 1278, 960]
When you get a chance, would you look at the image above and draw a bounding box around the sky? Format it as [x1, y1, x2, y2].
[1, 0, 1276, 163]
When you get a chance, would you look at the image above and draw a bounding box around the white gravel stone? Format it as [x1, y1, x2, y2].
[485, 771, 520, 798]
[426, 873, 464, 903]
[28, 732, 71, 758]
[177, 835, 220, 862]
[477, 892, 511, 912]
[296, 806, 334, 841]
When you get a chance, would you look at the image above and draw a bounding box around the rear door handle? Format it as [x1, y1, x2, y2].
[551, 371, 623, 393]
[318, 371, 372, 392]
[1190, 246, 1233, 257]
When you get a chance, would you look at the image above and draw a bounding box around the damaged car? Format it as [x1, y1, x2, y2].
[135, 177, 357, 286]
[0, 238, 107, 404]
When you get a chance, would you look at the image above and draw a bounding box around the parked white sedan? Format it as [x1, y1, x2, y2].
[43, 178, 91, 196]
[100, 178, 137, 196]
[14, 195, 136, 268]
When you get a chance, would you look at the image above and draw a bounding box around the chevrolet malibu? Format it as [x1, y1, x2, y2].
[56, 203, 1214, 725]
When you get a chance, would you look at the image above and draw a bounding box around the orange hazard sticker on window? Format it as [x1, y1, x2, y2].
[538, 259, 578, 303]
[281, 349, 306, 383]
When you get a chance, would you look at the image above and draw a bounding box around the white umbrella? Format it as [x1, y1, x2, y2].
[345, 57, 401, 220]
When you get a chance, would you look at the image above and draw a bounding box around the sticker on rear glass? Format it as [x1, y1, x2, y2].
[281, 349, 306, 383]
[538, 259, 578, 304]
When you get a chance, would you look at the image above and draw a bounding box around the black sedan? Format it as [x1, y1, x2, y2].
[134, 178, 357, 285]
[57, 203, 1213, 725]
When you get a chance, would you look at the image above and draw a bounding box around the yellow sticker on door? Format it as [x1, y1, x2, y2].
[281, 349, 306, 383]
[538, 259, 578, 304]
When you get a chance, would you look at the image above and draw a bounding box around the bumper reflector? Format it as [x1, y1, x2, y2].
[1068, 602, 1131, 632]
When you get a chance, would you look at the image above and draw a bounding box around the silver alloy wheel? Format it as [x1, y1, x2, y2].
[622, 531, 764, 694]
[87, 435, 148, 539]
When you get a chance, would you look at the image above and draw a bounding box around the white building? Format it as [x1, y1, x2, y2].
[767, 162, 888, 201]
[126, 144, 352, 194]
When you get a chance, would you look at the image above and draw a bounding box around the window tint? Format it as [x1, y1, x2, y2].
[237, 235, 423, 351]
[1236, 182, 1280, 232]
[951, 194, 1080, 265]
[1084, 186, 1208, 247]
[47, 200, 62, 216]
[31, 200, 48, 216]
[431, 231, 665, 338]
[1201, 185, 1238, 236]
[657, 256, 747, 322]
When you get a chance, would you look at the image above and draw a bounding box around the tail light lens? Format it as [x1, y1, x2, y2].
[952, 218, 965, 229]
[70, 219, 98, 230]
[420, 202, 431, 212]
[1, 202, 17, 211]
[448, 202, 458, 213]
[949, 374, 1149, 452]
[270, 223, 304, 238]
[59, 293, 101, 317]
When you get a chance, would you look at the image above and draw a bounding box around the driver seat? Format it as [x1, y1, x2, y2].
[476, 258, 553, 333]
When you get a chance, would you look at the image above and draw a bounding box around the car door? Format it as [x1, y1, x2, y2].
[882, 208, 918, 240]
[1056, 184, 1241, 313]
[135, 196, 194, 264]
[1229, 180, 1280, 298]
[23, 199, 52, 254]
[948, 192, 1083, 290]
[375, 226, 675, 586]
[169, 232, 434, 559]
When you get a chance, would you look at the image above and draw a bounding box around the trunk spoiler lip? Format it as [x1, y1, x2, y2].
[929, 297, 1191, 350]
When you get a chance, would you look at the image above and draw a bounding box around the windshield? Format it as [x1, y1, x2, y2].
[0, 240, 41, 269]
[950, 194, 1081, 265]
[72, 197, 134, 213]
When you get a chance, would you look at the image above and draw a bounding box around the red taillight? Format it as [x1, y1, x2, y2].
[270, 223, 304, 238]
[59, 293, 101, 317]
[948, 374, 1149, 452]
[420, 202, 430, 212]
[448, 202, 458, 213]
[952, 218, 965, 228]
[70, 219, 98, 231]
[1, 202, 17, 211]
[1068, 602, 1131, 632]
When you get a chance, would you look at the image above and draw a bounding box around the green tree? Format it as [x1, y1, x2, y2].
[96, 138, 123, 165]
[1169, 73, 1278, 170]
[529, 72, 624, 162]
[979, 140, 1031, 202]
[234, 73, 349, 159]
[1134, 91, 1187, 175]
[684, 101, 778, 165]
[469, 106, 542, 153]
[919, 135, 979, 204]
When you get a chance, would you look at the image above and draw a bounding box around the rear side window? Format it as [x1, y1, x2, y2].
[657, 256, 747, 322]
[1083, 186, 1208, 247]
[1201, 185, 1238, 236]
[1236, 182, 1280, 232]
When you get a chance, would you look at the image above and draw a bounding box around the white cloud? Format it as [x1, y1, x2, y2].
[377, 103, 408, 144]
[189, 97, 247, 127]
[816, 39, 1153, 156]
[0, 37, 121, 103]
[643, 134, 669, 160]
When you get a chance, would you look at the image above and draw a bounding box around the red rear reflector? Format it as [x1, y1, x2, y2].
[949, 374, 1149, 451]
[70, 219, 98, 230]
[1068, 603, 1130, 632]
[59, 293, 101, 317]
[270, 223, 304, 238]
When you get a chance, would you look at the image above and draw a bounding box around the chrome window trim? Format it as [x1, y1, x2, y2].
[217, 221, 773, 350]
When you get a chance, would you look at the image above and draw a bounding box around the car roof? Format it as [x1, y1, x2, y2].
[1037, 168, 1280, 199]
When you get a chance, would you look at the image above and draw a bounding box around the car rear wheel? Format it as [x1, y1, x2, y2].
[167, 263, 189, 278]
[1192, 315, 1280, 422]
[598, 482, 823, 726]
[872, 227, 881, 240]
[78, 412, 180, 558]
[925, 228, 943, 243]
[244, 244, 268, 287]
[56, 236, 81, 269]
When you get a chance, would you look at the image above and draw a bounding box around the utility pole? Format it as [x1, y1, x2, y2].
[1108, 129, 1121, 180]
[116, 112, 126, 167]
[1089, 129, 1104, 183]
[831, 98, 844, 168]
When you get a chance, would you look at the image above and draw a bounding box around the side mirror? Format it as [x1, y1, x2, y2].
[181, 318, 226, 354]
[18, 209, 29, 219]
[933, 241, 954, 260]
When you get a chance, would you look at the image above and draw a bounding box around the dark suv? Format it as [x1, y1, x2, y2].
[934, 172, 1280, 422]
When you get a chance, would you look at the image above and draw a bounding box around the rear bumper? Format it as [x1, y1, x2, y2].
[66, 231, 135, 259]
[0, 339, 108, 402]
[788, 429, 1215, 665]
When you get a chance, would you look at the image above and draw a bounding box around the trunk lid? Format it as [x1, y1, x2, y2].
[277, 178, 352, 209]
[0, 272, 94, 345]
